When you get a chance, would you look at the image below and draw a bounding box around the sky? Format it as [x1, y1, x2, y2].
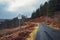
[0, 0, 47, 19]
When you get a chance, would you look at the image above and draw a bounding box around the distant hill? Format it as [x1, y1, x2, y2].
[0, 19, 5, 22]
[0, 19, 11, 23]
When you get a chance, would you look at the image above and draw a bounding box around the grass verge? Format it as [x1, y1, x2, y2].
[26, 23, 39, 40]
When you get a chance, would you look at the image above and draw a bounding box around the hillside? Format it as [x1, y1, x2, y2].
[0, 16, 60, 40]
[31, 16, 60, 30]
[0, 22, 39, 40]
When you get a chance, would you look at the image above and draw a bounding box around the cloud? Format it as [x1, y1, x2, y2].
[0, 0, 47, 12]
[0, 0, 47, 19]
[0, 0, 40, 11]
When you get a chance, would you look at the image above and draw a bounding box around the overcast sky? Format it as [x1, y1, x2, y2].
[0, 0, 47, 19]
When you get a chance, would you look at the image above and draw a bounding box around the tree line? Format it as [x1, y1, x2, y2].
[0, 17, 19, 29]
[31, 0, 60, 19]
[0, 15, 30, 29]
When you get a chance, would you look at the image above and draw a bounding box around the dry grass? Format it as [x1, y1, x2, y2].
[0, 22, 39, 40]
[26, 23, 39, 40]
[30, 16, 60, 30]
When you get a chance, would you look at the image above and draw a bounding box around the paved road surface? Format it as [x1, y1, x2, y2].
[35, 23, 60, 40]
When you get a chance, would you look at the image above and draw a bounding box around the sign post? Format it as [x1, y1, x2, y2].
[18, 14, 21, 32]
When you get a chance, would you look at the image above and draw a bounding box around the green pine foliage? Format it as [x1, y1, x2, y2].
[31, 0, 60, 19]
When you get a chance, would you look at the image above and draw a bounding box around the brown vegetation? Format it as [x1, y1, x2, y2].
[0, 22, 38, 40]
[30, 16, 60, 30]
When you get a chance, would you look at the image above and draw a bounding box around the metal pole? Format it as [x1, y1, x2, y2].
[18, 14, 21, 32]
[47, 4, 48, 18]
[19, 19, 21, 32]
[46, 5, 48, 23]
